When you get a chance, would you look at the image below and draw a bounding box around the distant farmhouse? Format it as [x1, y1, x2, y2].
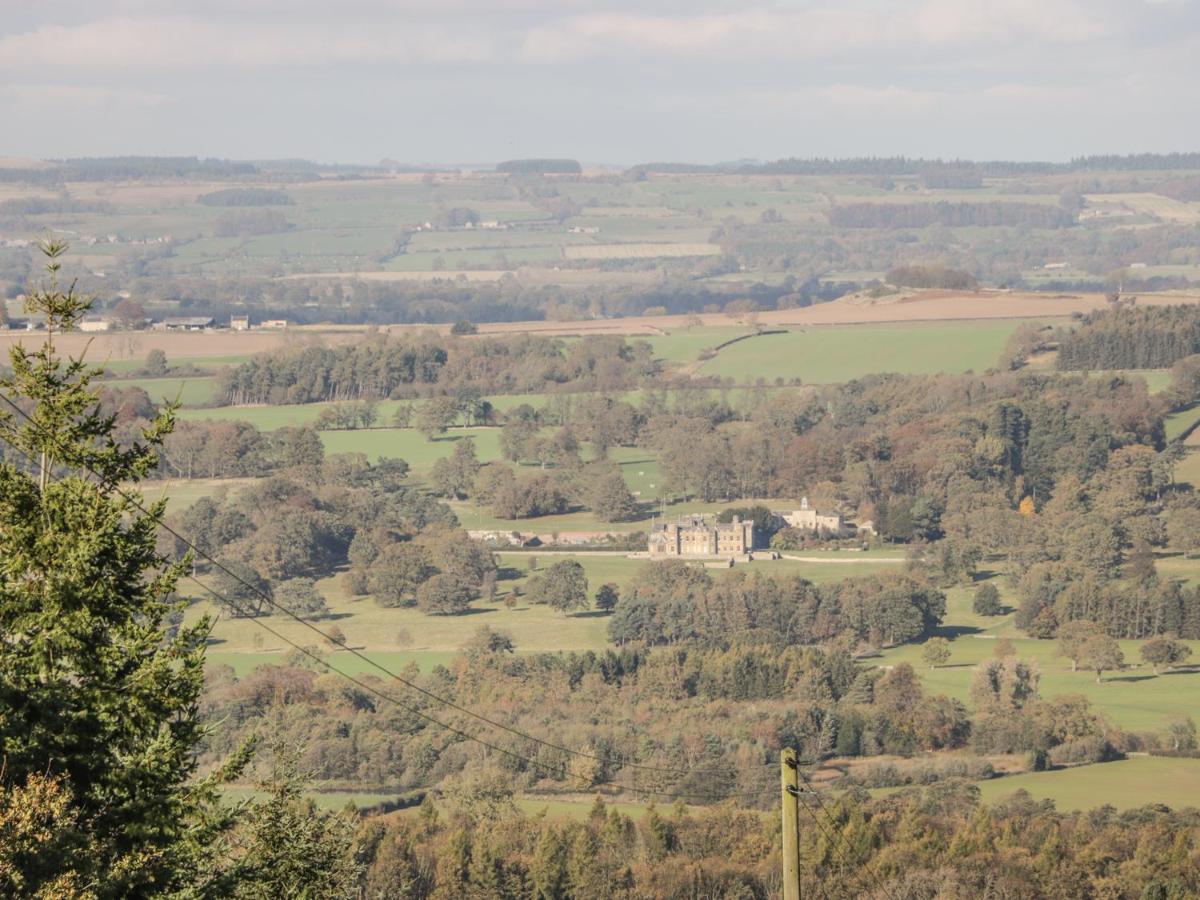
[774, 497, 844, 534]
[78, 316, 114, 333]
[156, 316, 216, 332]
[649, 514, 755, 560]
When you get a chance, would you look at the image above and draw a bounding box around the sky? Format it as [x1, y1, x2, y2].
[1, 0, 1198, 166]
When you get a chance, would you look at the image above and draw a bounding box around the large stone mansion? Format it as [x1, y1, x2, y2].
[648, 514, 755, 559]
[774, 497, 844, 533]
[647, 499, 850, 559]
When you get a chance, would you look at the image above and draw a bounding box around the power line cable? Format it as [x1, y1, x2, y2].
[794, 768, 901, 900]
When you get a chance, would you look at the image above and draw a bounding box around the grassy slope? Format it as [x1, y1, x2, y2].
[197, 551, 907, 672]
[877, 567, 1200, 731]
[697, 322, 1019, 383]
[109, 375, 219, 407]
[1165, 405, 1200, 442]
[976, 756, 1200, 811]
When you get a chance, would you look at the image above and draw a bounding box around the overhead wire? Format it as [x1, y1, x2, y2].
[793, 766, 902, 900]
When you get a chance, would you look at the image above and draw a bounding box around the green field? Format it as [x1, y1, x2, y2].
[1165, 405, 1200, 442]
[696, 322, 1020, 383]
[193, 549, 910, 672]
[222, 786, 408, 812]
[1108, 369, 1172, 394]
[450, 493, 767, 535]
[139, 476, 258, 512]
[976, 756, 1200, 811]
[1173, 450, 1200, 488]
[642, 326, 754, 365]
[321, 427, 505, 473]
[179, 393, 584, 429]
[102, 355, 251, 374]
[880, 634, 1200, 731]
[878, 561, 1200, 732]
[107, 375, 219, 406]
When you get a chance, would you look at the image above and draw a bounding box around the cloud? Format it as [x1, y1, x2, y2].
[0, 0, 1195, 162]
[0, 83, 166, 107]
[0, 16, 498, 70]
[518, 0, 1117, 64]
[0, 0, 1137, 72]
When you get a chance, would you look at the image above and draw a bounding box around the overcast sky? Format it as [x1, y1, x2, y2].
[2, 0, 1198, 165]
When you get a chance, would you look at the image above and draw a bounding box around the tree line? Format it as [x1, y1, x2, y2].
[216, 334, 658, 405]
[1056, 304, 1200, 370]
[827, 201, 1076, 229]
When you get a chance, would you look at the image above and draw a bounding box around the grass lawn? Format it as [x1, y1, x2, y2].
[206, 649, 460, 677]
[180, 403, 364, 430]
[108, 375, 219, 407]
[1110, 369, 1172, 394]
[222, 786, 407, 812]
[880, 635, 1200, 731]
[451, 495, 786, 535]
[697, 321, 1019, 383]
[878, 561, 1200, 731]
[191, 566, 617, 659]
[1174, 449, 1200, 488]
[102, 355, 251, 374]
[177, 393, 596, 429]
[138, 476, 258, 512]
[320, 427, 505, 473]
[642, 326, 755, 365]
[196, 550, 920, 676]
[1154, 553, 1200, 588]
[1165, 405, 1200, 442]
[975, 756, 1200, 811]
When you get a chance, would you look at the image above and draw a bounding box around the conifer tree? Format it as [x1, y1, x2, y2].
[0, 241, 237, 895]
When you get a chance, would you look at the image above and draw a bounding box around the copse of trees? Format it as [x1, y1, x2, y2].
[607, 561, 946, 649]
[345, 783, 1200, 898]
[158, 421, 324, 479]
[496, 158, 582, 174]
[165, 451, 492, 612]
[1056, 304, 1200, 370]
[885, 264, 978, 290]
[198, 632, 965, 799]
[827, 201, 1076, 229]
[197, 187, 294, 206]
[217, 334, 657, 405]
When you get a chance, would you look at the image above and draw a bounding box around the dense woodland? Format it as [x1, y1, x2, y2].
[217, 335, 659, 405]
[1056, 305, 1200, 371]
[342, 787, 1200, 899]
[200, 619, 1155, 794]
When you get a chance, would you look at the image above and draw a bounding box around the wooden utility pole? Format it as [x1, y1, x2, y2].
[781, 748, 801, 900]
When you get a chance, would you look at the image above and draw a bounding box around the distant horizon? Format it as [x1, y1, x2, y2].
[7, 150, 1200, 172]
